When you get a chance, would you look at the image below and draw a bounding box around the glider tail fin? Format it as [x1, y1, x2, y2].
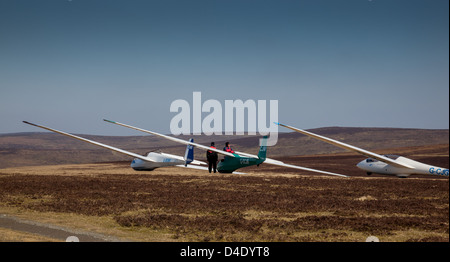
[258, 136, 268, 161]
[184, 138, 194, 166]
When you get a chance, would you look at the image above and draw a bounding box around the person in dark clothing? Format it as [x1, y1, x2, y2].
[206, 142, 218, 173]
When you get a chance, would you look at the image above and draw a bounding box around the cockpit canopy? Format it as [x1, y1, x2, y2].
[366, 155, 400, 163]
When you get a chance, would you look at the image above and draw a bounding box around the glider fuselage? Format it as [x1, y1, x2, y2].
[217, 155, 265, 173]
[131, 152, 186, 171]
[356, 155, 449, 178]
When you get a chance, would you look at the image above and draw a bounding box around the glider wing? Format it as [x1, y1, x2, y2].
[103, 119, 237, 158]
[276, 122, 414, 169]
[23, 121, 156, 162]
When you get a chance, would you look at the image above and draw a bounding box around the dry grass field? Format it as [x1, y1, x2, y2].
[0, 145, 448, 242]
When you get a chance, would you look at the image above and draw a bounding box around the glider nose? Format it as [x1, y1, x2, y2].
[356, 160, 366, 169]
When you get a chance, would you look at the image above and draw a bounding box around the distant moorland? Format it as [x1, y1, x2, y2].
[0, 127, 448, 169]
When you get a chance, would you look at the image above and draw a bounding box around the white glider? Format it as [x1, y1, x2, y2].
[276, 122, 449, 178]
[23, 121, 206, 171]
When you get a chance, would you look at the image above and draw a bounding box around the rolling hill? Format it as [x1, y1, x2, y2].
[0, 127, 448, 169]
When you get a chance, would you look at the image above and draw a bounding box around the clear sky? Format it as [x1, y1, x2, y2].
[1, 0, 448, 136]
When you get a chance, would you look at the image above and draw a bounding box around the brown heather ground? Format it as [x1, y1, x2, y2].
[0, 148, 448, 242]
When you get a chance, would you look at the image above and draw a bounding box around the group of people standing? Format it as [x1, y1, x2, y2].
[206, 142, 234, 173]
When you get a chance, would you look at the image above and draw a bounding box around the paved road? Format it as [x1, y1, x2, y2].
[0, 214, 126, 242]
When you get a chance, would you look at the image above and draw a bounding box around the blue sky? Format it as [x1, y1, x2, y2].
[0, 0, 448, 136]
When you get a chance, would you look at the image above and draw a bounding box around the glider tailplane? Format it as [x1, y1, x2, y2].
[184, 138, 194, 166]
[258, 136, 268, 161]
